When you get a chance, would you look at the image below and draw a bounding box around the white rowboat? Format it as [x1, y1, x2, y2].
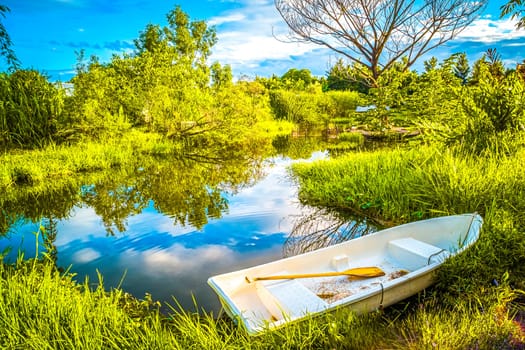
[208, 213, 482, 335]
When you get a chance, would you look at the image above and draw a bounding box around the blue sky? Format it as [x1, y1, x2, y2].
[1, 0, 524, 81]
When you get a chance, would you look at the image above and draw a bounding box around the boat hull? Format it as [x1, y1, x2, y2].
[208, 213, 482, 335]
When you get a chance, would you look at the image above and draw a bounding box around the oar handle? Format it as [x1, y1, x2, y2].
[252, 271, 345, 282]
[245, 267, 385, 283]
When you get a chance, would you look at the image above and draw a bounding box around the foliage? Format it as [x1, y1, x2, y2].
[452, 53, 471, 85]
[325, 58, 370, 93]
[450, 62, 525, 155]
[65, 5, 269, 150]
[501, 0, 525, 29]
[269, 86, 362, 128]
[401, 56, 463, 128]
[0, 70, 64, 148]
[256, 68, 320, 91]
[0, 5, 19, 70]
[469, 49, 506, 85]
[269, 87, 327, 125]
[280, 68, 316, 89]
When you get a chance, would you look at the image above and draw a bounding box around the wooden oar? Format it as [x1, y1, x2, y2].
[245, 266, 385, 283]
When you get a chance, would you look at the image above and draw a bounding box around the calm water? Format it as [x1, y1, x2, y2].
[1, 149, 343, 313]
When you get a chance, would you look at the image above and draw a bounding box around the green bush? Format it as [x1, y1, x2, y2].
[452, 68, 525, 155]
[0, 70, 64, 148]
[325, 90, 363, 119]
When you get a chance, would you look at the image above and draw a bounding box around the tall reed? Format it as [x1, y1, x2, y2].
[291, 145, 525, 223]
[0, 70, 64, 149]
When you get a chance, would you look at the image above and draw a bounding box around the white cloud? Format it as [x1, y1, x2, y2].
[208, 13, 246, 26]
[455, 17, 525, 43]
[72, 247, 101, 263]
[209, 1, 322, 76]
[123, 244, 237, 277]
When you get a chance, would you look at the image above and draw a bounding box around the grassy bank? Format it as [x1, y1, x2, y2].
[0, 256, 522, 349]
[291, 146, 525, 223]
[0, 121, 293, 192]
[288, 143, 525, 347]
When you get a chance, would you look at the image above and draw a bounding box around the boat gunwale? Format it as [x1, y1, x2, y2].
[207, 213, 483, 335]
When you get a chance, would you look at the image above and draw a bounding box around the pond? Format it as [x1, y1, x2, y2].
[0, 136, 374, 314]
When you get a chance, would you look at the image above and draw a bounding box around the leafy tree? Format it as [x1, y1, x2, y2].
[452, 53, 471, 85]
[67, 5, 272, 149]
[366, 59, 418, 127]
[165, 5, 217, 69]
[275, 0, 487, 87]
[501, 0, 525, 29]
[424, 57, 439, 72]
[67, 6, 219, 138]
[210, 62, 233, 90]
[134, 24, 166, 54]
[325, 59, 369, 93]
[408, 56, 462, 125]
[470, 49, 506, 85]
[0, 5, 19, 71]
[281, 68, 314, 88]
[449, 63, 525, 154]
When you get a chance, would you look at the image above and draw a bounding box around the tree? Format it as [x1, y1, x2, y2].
[325, 59, 370, 93]
[452, 53, 470, 85]
[470, 49, 506, 85]
[275, 0, 487, 87]
[210, 62, 233, 90]
[281, 68, 314, 87]
[501, 0, 525, 29]
[0, 5, 19, 70]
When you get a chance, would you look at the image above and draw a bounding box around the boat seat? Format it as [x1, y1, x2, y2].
[255, 276, 328, 320]
[388, 237, 450, 271]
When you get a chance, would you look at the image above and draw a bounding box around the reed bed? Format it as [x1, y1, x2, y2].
[291, 145, 525, 223]
[0, 130, 177, 190]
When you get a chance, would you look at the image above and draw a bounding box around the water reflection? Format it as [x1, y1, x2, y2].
[284, 208, 378, 257]
[0, 135, 379, 314]
[0, 148, 331, 313]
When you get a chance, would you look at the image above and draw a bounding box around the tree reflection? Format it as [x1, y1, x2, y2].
[283, 208, 377, 257]
[139, 154, 264, 230]
[81, 173, 149, 235]
[0, 183, 80, 236]
[272, 134, 330, 160]
[1, 148, 268, 238]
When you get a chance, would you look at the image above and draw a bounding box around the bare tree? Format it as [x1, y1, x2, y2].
[275, 0, 487, 87]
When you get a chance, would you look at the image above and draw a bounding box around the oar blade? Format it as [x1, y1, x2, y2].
[346, 266, 385, 277]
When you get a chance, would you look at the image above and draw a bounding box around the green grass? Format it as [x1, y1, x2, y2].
[0, 130, 175, 189]
[0, 256, 522, 349]
[291, 145, 525, 223]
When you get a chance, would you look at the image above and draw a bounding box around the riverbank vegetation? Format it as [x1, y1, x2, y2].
[1, 3, 525, 349]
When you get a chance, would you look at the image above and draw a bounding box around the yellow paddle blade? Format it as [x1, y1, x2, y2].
[246, 266, 385, 283]
[345, 266, 385, 278]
